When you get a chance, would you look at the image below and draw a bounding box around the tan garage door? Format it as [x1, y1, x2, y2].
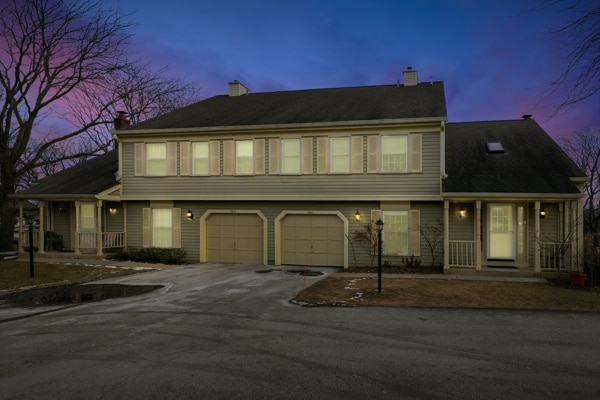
[206, 213, 264, 264]
[281, 214, 344, 267]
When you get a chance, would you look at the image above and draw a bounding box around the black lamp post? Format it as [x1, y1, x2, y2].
[25, 214, 35, 278]
[375, 218, 384, 293]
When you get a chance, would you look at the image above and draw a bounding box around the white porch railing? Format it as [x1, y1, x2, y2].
[448, 240, 476, 268]
[17, 229, 40, 249]
[79, 232, 125, 249]
[540, 241, 572, 271]
[102, 232, 125, 248]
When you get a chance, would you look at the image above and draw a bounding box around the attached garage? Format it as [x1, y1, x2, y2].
[203, 212, 266, 264]
[277, 212, 346, 267]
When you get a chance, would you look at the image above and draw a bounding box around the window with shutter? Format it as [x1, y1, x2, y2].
[192, 142, 209, 175]
[146, 143, 167, 176]
[236, 140, 253, 174]
[282, 138, 300, 174]
[381, 136, 408, 172]
[330, 137, 350, 173]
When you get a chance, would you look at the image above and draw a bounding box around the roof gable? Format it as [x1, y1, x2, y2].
[15, 151, 119, 197]
[124, 82, 447, 131]
[443, 119, 586, 195]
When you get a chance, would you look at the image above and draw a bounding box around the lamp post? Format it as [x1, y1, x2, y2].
[25, 214, 35, 278]
[375, 219, 384, 293]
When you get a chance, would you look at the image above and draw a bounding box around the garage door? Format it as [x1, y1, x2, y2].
[206, 213, 264, 264]
[281, 214, 344, 267]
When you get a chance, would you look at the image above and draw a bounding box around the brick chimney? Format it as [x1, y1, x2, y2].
[228, 80, 251, 97]
[403, 67, 418, 86]
[113, 111, 130, 129]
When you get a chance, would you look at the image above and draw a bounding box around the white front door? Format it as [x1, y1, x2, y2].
[487, 204, 515, 260]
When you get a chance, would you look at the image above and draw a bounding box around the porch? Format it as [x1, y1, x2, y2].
[443, 199, 583, 274]
[16, 199, 127, 256]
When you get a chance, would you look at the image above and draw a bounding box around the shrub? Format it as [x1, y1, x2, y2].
[111, 247, 187, 264]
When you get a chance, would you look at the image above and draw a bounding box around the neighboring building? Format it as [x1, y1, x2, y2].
[12, 68, 587, 274]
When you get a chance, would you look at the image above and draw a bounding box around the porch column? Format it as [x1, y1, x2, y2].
[574, 200, 583, 270]
[534, 201, 541, 272]
[96, 200, 103, 256]
[38, 201, 45, 254]
[443, 200, 449, 270]
[475, 200, 482, 270]
[75, 201, 81, 255]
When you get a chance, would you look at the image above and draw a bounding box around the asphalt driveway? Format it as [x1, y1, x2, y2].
[1, 263, 599, 399]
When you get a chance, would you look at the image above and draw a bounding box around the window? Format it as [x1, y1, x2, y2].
[383, 211, 409, 255]
[381, 136, 407, 172]
[236, 140, 254, 174]
[152, 209, 172, 247]
[80, 203, 95, 231]
[146, 143, 167, 175]
[192, 142, 209, 175]
[330, 137, 350, 173]
[282, 139, 301, 174]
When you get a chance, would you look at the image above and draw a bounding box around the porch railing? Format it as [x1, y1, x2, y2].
[17, 228, 40, 250]
[540, 241, 572, 271]
[448, 240, 476, 268]
[102, 232, 125, 248]
[79, 232, 125, 249]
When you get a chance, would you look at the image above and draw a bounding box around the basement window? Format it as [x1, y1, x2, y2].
[486, 142, 505, 153]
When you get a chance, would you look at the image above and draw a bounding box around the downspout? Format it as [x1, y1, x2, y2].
[440, 121, 447, 179]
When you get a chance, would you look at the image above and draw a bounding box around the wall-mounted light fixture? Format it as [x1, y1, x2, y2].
[108, 207, 117, 215]
[355, 211, 361, 222]
[459, 208, 467, 218]
[186, 210, 195, 220]
[539, 209, 546, 219]
[57, 203, 66, 214]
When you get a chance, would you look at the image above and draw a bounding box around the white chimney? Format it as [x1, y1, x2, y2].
[228, 80, 251, 97]
[403, 67, 418, 86]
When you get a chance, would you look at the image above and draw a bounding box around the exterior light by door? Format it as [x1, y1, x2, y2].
[375, 219, 384, 293]
[186, 210, 194, 220]
[539, 209, 546, 219]
[108, 207, 117, 215]
[459, 208, 467, 218]
[355, 211, 361, 222]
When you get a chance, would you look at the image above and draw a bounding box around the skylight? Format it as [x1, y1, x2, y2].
[486, 142, 504, 153]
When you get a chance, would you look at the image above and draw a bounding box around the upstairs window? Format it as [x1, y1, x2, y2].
[330, 137, 350, 173]
[282, 139, 301, 174]
[192, 142, 209, 175]
[146, 143, 167, 175]
[236, 140, 254, 174]
[381, 136, 407, 172]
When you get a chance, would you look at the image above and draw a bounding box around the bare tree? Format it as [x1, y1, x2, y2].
[560, 128, 600, 232]
[419, 218, 444, 268]
[0, 0, 202, 251]
[539, 0, 600, 114]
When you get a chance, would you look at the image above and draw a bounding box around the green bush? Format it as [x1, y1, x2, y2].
[111, 247, 187, 264]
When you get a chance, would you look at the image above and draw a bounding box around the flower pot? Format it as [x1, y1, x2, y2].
[569, 271, 587, 287]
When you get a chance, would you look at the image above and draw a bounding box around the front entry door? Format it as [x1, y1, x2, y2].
[487, 204, 515, 260]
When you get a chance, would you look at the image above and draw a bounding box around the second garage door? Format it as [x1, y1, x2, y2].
[280, 214, 344, 267]
[206, 213, 264, 264]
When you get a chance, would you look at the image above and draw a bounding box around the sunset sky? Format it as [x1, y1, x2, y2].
[104, 0, 599, 139]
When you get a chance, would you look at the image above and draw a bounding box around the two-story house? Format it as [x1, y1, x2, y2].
[13, 68, 587, 274]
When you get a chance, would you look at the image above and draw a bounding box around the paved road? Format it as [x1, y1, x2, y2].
[1, 264, 599, 399]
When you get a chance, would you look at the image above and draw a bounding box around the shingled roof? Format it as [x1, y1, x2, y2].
[13, 150, 119, 198]
[443, 119, 586, 195]
[124, 82, 447, 131]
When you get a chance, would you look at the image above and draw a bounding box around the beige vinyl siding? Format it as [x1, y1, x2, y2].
[120, 132, 440, 199]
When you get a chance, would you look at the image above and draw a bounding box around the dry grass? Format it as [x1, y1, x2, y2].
[0, 260, 154, 293]
[294, 275, 600, 312]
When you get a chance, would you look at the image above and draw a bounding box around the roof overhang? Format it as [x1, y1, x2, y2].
[112, 117, 447, 139]
[443, 192, 584, 202]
